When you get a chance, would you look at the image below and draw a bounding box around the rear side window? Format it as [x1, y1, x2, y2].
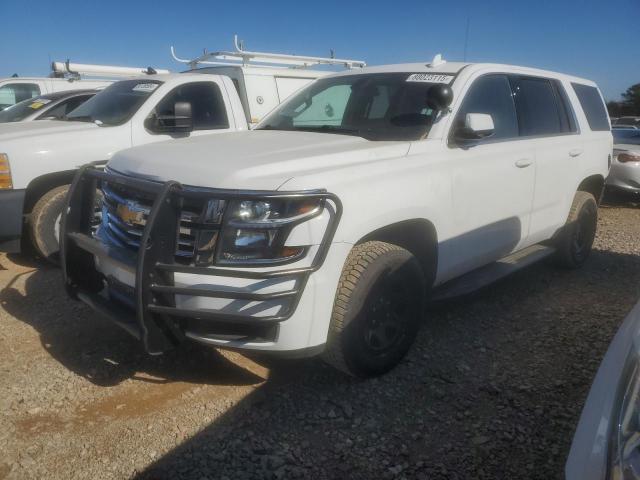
[155, 82, 229, 131]
[512, 77, 562, 136]
[552, 80, 578, 133]
[572, 83, 610, 131]
[454, 74, 519, 140]
[37, 94, 93, 120]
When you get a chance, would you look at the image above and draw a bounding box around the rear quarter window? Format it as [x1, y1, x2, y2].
[511, 77, 563, 136]
[571, 83, 610, 131]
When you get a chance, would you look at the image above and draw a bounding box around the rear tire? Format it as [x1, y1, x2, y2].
[323, 241, 425, 378]
[29, 185, 70, 264]
[553, 191, 598, 269]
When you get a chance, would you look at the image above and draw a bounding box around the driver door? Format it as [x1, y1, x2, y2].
[444, 74, 535, 277]
[131, 80, 236, 146]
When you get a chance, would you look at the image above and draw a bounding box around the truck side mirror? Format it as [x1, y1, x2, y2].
[147, 101, 194, 133]
[453, 113, 495, 144]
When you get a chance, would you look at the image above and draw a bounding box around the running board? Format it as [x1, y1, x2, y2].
[429, 244, 555, 302]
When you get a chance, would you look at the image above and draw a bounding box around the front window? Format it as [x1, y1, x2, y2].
[66, 80, 162, 126]
[0, 95, 53, 122]
[257, 73, 445, 141]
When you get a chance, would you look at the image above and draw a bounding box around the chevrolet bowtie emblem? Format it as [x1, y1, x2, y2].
[116, 202, 145, 226]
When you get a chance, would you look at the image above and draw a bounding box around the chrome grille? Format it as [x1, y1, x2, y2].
[98, 182, 214, 262]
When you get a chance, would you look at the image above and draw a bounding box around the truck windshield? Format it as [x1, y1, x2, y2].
[66, 80, 162, 126]
[0, 94, 57, 122]
[257, 73, 445, 141]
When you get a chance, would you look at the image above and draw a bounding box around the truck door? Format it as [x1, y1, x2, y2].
[444, 74, 535, 276]
[131, 80, 237, 146]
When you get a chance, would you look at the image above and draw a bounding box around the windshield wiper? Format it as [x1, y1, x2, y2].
[290, 125, 361, 136]
[65, 115, 94, 123]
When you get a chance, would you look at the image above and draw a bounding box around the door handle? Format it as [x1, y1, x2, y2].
[569, 148, 583, 157]
[515, 159, 533, 168]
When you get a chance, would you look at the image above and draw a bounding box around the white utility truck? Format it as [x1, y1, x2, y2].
[0, 38, 365, 259]
[0, 62, 166, 110]
[61, 57, 612, 377]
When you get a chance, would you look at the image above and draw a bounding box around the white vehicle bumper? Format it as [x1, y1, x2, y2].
[61, 165, 348, 356]
[606, 156, 640, 193]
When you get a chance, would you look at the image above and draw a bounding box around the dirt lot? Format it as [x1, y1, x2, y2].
[1, 201, 639, 480]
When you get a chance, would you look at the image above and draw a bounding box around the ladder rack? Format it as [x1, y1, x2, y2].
[51, 61, 170, 79]
[171, 34, 366, 70]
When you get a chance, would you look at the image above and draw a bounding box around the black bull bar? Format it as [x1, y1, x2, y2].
[61, 165, 342, 354]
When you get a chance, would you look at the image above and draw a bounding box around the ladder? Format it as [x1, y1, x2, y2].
[171, 34, 366, 70]
[51, 61, 170, 79]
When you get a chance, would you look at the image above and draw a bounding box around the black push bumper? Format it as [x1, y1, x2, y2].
[61, 166, 342, 354]
[0, 189, 26, 253]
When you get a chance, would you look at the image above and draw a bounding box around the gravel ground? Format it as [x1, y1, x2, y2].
[1, 201, 639, 480]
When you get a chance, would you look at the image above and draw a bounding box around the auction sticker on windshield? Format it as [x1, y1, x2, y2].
[132, 83, 159, 93]
[28, 98, 52, 109]
[406, 73, 454, 84]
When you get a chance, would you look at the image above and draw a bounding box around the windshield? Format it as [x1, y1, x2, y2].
[257, 73, 445, 141]
[66, 80, 162, 126]
[0, 95, 56, 122]
[613, 129, 640, 145]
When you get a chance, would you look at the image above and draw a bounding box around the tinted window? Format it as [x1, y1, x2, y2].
[512, 77, 562, 136]
[571, 83, 610, 131]
[552, 80, 578, 133]
[154, 82, 229, 131]
[453, 74, 518, 140]
[0, 83, 40, 110]
[613, 129, 640, 145]
[37, 94, 94, 120]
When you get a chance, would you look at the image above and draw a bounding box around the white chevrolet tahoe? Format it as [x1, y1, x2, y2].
[61, 59, 612, 377]
[0, 65, 336, 259]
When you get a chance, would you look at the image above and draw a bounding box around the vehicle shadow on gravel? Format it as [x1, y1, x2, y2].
[133, 247, 640, 480]
[0, 263, 266, 388]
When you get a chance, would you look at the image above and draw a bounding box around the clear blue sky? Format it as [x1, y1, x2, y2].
[1, 0, 637, 101]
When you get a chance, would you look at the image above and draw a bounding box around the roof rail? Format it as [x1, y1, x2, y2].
[171, 34, 366, 70]
[50, 61, 170, 79]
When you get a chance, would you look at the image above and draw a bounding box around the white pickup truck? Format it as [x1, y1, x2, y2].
[61, 58, 612, 377]
[0, 43, 364, 259]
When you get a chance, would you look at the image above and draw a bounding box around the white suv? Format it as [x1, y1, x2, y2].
[61, 60, 612, 377]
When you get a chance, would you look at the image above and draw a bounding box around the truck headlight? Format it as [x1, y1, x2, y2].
[217, 198, 322, 265]
[610, 353, 640, 479]
[0, 154, 12, 189]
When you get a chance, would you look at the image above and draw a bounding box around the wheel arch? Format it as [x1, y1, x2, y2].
[355, 218, 438, 290]
[23, 170, 76, 215]
[577, 174, 605, 205]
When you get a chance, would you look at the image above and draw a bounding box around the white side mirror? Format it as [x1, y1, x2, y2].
[464, 113, 495, 137]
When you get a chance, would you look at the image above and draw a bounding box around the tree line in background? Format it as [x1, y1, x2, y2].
[607, 83, 640, 117]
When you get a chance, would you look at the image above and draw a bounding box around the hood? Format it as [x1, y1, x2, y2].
[108, 130, 411, 191]
[0, 119, 99, 142]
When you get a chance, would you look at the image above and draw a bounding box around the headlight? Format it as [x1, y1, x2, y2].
[216, 197, 322, 265]
[0, 154, 12, 189]
[610, 353, 640, 479]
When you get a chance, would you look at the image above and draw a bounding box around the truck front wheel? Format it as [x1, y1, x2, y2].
[29, 185, 70, 263]
[323, 241, 425, 378]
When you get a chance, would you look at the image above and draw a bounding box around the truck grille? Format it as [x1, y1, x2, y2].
[98, 182, 217, 263]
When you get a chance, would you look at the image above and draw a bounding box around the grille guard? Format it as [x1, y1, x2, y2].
[61, 165, 343, 354]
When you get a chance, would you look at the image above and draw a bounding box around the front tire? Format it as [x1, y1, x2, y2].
[553, 191, 598, 269]
[323, 241, 425, 378]
[29, 185, 70, 263]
